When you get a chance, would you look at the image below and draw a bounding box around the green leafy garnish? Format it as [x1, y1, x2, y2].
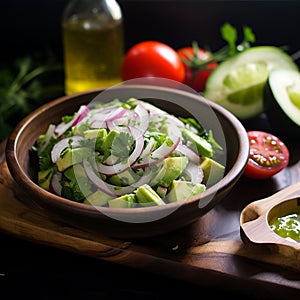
[217, 22, 256, 60]
[61, 166, 93, 202]
[37, 136, 57, 170]
[0, 54, 64, 141]
[221, 23, 238, 56]
[177, 23, 256, 83]
[144, 132, 166, 149]
[221, 22, 255, 56]
[62, 115, 74, 124]
[111, 132, 134, 158]
[179, 117, 206, 136]
[61, 177, 91, 202]
[207, 130, 223, 152]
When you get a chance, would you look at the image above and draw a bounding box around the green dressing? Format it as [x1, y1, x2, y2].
[269, 209, 300, 242]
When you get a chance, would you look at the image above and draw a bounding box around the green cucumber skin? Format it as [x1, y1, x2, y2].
[264, 74, 300, 140]
[204, 46, 298, 120]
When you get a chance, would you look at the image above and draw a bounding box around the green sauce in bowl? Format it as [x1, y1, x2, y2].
[269, 208, 300, 242]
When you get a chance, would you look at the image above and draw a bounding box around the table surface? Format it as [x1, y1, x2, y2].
[0, 233, 266, 299]
[1, 114, 300, 300]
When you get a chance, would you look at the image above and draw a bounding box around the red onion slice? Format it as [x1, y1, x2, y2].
[133, 118, 181, 168]
[38, 124, 56, 154]
[49, 172, 62, 195]
[54, 118, 73, 137]
[51, 135, 84, 163]
[83, 160, 153, 197]
[139, 137, 156, 160]
[106, 106, 127, 122]
[133, 136, 180, 168]
[88, 106, 118, 123]
[183, 162, 204, 184]
[167, 114, 185, 128]
[72, 105, 90, 126]
[83, 159, 119, 196]
[176, 143, 201, 164]
[54, 105, 89, 137]
[90, 114, 111, 129]
[103, 154, 119, 166]
[90, 119, 107, 129]
[134, 103, 149, 135]
[132, 100, 167, 116]
[106, 115, 131, 133]
[90, 107, 127, 129]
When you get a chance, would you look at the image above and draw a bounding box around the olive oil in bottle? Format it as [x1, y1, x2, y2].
[62, 0, 124, 95]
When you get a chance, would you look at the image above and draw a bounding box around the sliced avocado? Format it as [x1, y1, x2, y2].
[38, 167, 55, 191]
[84, 128, 107, 140]
[64, 163, 86, 179]
[84, 128, 108, 151]
[101, 129, 119, 158]
[264, 68, 300, 139]
[167, 180, 206, 203]
[108, 194, 136, 208]
[156, 185, 168, 198]
[83, 189, 114, 206]
[136, 184, 166, 207]
[72, 121, 90, 136]
[151, 156, 188, 187]
[56, 147, 92, 171]
[108, 169, 139, 186]
[182, 129, 213, 158]
[60, 164, 93, 202]
[200, 157, 225, 186]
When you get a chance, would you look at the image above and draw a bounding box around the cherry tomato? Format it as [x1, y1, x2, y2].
[177, 46, 218, 92]
[121, 41, 185, 83]
[243, 131, 290, 180]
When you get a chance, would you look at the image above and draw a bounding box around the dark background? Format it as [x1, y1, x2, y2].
[1, 0, 300, 64]
[1, 1, 300, 299]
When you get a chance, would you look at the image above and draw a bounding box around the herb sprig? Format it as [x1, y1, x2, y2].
[0, 54, 64, 141]
[181, 22, 256, 71]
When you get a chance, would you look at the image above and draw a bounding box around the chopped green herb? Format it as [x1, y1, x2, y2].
[111, 132, 134, 158]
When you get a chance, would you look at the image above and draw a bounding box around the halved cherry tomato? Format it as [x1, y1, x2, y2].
[177, 45, 218, 92]
[121, 41, 185, 83]
[243, 131, 290, 180]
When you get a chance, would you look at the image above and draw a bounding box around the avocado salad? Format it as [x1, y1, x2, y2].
[34, 98, 225, 208]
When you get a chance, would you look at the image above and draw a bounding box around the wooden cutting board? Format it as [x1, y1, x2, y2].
[1, 139, 300, 298]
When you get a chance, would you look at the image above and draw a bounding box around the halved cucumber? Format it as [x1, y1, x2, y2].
[264, 68, 300, 139]
[203, 46, 298, 120]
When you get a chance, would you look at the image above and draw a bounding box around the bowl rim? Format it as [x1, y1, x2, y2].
[6, 85, 250, 215]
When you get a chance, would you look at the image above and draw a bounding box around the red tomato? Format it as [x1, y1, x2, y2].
[121, 41, 185, 83]
[177, 46, 218, 92]
[243, 131, 290, 180]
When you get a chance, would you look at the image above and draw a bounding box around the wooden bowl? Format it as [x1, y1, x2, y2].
[240, 181, 300, 258]
[6, 84, 249, 239]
